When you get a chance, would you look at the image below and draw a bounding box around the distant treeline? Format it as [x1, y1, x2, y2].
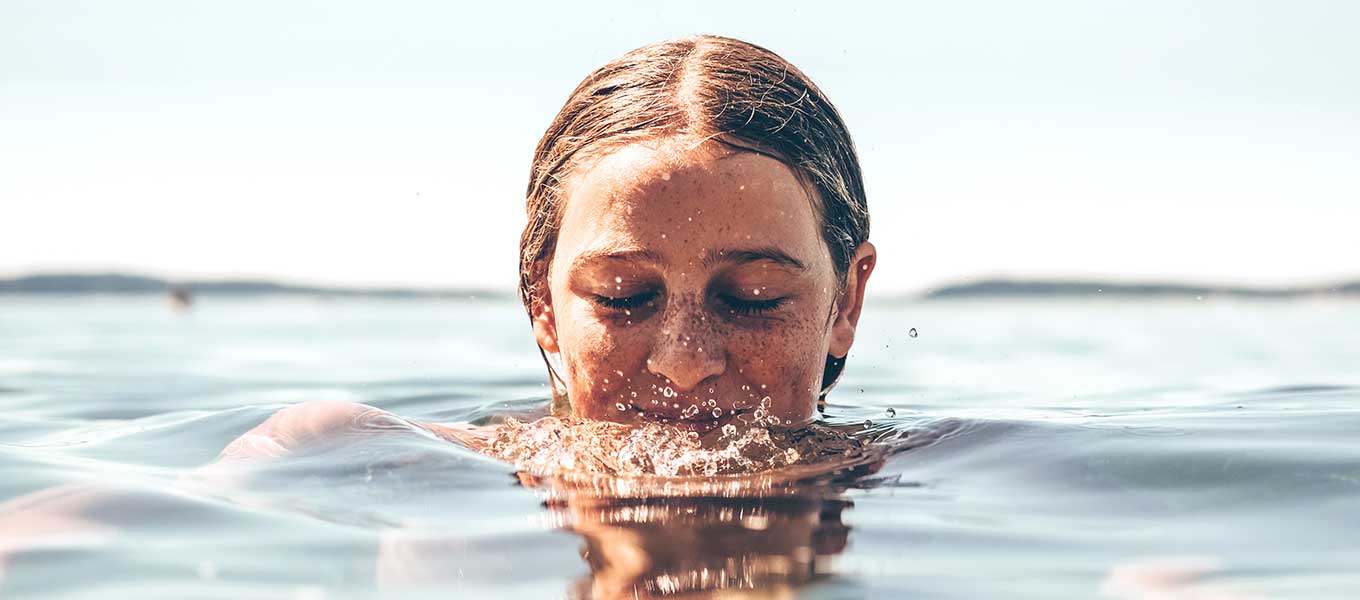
[0, 273, 511, 299]
[923, 279, 1360, 299]
[1, 273, 1356, 300]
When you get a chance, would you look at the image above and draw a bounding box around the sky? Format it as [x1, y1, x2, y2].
[2, 0, 1356, 294]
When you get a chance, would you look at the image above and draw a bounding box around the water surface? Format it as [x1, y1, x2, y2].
[1, 295, 1357, 598]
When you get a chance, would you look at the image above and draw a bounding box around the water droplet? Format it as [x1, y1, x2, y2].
[753, 288, 761, 295]
[908, 328, 918, 338]
[721, 424, 737, 437]
[885, 407, 896, 417]
[614, 276, 623, 284]
[661, 172, 671, 180]
[615, 403, 627, 411]
[662, 386, 677, 398]
[863, 419, 873, 427]
[711, 408, 723, 418]
[682, 404, 700, 418]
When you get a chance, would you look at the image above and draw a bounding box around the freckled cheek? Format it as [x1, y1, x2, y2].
[726, 313, 829, 416]
[559, 308, 651, 406]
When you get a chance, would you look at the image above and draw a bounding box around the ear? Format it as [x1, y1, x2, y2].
[828, 241, 877, 359]
[531, 292, 560, 354]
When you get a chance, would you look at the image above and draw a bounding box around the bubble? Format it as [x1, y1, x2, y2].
[884, 407, 896, 417]
[721, 424, 737, 437]
[711, 408, 723, 418]
[681, 404, 700, 418]
[615, 403, 627, 411]
[863, 419, 873, 427]
[662, 387, 677, 398]
[908, 328, 918, 338]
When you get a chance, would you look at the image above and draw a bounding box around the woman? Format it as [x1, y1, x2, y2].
[520, 34, 875, 429]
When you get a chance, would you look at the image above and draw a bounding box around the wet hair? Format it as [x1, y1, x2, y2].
[520, 35, 870, 397]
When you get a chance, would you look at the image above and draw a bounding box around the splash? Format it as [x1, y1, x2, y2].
[480, 416, 869, 478]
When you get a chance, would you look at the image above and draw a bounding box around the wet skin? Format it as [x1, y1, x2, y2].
[533, 138, 876, 428]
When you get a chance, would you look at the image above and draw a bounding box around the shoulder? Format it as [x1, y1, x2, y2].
[218, 400, 386, 461]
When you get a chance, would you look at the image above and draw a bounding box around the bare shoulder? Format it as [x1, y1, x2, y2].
[217, 400, 387, 461]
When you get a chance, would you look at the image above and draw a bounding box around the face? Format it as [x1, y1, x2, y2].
[533, 139, 875, 429]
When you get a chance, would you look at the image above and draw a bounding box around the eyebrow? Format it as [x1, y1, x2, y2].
[703, 246, 807, 271]
[568, 246, 664, 274]
[567, 244, 807, 274]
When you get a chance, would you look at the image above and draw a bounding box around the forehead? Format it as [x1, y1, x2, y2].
[555, 141, 826, 266]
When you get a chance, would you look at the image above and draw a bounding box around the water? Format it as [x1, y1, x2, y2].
[1, 295, 1358, 598]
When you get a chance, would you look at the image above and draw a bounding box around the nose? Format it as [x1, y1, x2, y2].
[645, 303, 726, 392]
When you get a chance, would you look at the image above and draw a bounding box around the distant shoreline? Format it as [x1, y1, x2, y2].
[921, 279, 1360, 300]
[0, 273, 512, 300]
[1, 272, 1356, 300]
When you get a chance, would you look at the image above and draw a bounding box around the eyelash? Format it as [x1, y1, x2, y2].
[720, 295, 786, 316]
[591, 290, 786, 316]
[591, 290, 659, 310]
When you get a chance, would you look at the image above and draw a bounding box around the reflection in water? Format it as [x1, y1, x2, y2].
[548, 484, 856, 599]
[498, 419, 907, 599]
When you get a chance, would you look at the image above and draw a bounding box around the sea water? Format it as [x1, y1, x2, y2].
[0, 295, 1357, 598]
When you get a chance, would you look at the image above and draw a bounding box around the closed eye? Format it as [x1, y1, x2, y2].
[719, 295, 786, 316]
[592, 290, 660, 310]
